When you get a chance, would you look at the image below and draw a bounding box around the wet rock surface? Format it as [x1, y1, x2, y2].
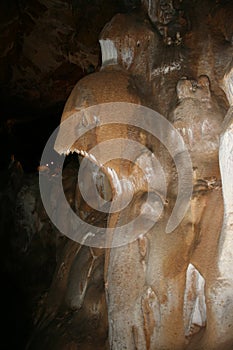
[1, 1, 233, 349]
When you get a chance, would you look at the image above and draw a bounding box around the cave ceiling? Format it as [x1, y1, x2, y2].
[0, 0, 232, 170]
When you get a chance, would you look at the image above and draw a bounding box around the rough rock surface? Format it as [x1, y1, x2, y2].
[0, 0, 126, 110]
[1, 1, 233, 350]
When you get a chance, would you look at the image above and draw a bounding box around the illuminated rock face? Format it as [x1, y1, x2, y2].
[103, 75, 224, 349]
[183, 264, 206, 338]
[209, 66, 233, 349]
[28, 2, 233, 350]
[99, 13, 159, 80]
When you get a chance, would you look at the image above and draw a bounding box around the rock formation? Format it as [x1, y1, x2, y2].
[1, 1, 233, 349]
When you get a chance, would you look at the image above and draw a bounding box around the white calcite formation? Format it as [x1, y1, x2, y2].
[99, 39, 118, 68]
[184, 263, 206, 337]
[209, 68, 233, 346]
[222, 60, 233, 106]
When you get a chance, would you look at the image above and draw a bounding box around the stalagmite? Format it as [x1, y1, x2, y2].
[27, 2, 233, 349]
[204, 65, 233, 349]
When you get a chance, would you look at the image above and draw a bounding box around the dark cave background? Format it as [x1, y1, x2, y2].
[0, 0, 231, 348]
[0, 0, 139, 172]
[0, 1, 140, 348]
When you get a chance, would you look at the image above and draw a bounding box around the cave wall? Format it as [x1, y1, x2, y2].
[1, 1, 233, 350]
